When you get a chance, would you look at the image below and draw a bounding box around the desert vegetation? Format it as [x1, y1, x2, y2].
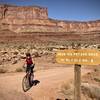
[0, 41, 100, 73]
[58, 66, 100, 100]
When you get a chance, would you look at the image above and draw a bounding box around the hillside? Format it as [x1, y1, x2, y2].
[0, 4, 100, 45]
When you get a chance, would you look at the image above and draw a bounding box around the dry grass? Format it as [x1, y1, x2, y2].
[59, 81, 74, 100]
[15, 67, 23, 72]
[61, 82, 71, 91]
[0, 68, 7, 73]
[81, 83, 100, 100]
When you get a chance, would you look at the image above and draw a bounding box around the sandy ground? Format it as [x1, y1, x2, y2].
[0, 66, 91, 100]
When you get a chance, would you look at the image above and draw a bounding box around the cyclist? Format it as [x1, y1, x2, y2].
[24, 52, 35, 73]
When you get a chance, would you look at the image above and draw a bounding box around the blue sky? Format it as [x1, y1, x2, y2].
[0, 0, 100, 21]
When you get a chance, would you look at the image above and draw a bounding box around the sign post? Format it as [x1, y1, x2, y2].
[56, 49, 100, 100]
[74, 64, 81, 100]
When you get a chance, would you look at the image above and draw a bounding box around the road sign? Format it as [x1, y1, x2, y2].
[56, 49, 100, 100]
[56, 49, 100, 65]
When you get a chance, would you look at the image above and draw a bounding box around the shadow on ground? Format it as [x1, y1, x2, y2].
[32, 79, 40, 86]
[23, 79, 40, 92]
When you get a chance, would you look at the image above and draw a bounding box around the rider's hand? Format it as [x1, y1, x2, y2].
[30, 64, 35, 68]
[33, 63, 35, 66]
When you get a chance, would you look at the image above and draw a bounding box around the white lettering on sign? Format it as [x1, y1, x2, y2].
[57, 53, 98, 57]
[60, 58, 94, 63]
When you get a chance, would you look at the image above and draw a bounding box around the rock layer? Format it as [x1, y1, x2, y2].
[0, 4, 100, 33]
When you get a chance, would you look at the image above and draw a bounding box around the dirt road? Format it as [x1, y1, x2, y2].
[0, 66, 90, 100]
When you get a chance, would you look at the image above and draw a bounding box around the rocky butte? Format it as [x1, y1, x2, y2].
[0, 4, 100, 34]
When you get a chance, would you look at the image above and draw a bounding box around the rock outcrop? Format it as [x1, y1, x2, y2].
[0, 4, 48, 19]
[0, 4, 100, 33]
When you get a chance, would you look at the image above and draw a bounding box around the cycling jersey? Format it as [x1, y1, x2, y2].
[26, 57, 33, 65]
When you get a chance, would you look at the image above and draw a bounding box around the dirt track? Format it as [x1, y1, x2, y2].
[0, 66, 90, 100]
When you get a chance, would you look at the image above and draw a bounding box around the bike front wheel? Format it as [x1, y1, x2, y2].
[22, 75, 30, 92]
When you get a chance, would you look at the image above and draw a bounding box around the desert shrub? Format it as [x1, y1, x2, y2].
[97, 45, 100, 49]
[15, 68, 23, 72]
[0, 68, 7, 73]
[47, 47, 53, 51]
[13, 51, 18, 55]
[33, 52, 40, 57]
[20, 55, 26, 59]
[94, 67, 100, 72]
[94, 77, 100, 82]
[12, 59, 18, 64]
[60, 82, 74, 100]
[18, 45, 26, 50]
[61, 82, 71, 91]
[81, 83, 100, 99]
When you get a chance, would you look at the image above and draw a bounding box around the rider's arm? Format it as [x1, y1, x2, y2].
[23, 61, 27, 68]
[32, 57, 35, 65]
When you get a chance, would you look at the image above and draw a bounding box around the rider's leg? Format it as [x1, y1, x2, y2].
[29, 67, 34, 85]
[26, 66, 30, 79]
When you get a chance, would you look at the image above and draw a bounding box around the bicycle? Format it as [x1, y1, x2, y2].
[22, 65, 34, 92]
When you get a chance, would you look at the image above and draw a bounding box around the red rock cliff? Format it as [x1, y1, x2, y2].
[0, 4, 48, 19]
[0, 4, 100, 33]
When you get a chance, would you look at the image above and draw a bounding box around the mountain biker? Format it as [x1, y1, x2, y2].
[24, 52, 35, 73]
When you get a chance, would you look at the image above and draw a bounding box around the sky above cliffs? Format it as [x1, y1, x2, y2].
[0, 0, 100, 21]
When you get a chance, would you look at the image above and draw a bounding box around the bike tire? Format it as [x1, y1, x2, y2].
[22, 75, 30, 92]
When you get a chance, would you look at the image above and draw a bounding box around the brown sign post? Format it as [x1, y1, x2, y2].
[56, 49, 100, 100]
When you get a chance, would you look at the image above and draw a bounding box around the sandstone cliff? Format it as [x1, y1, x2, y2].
[0, 4, 48, 19]
[0, 4, 100, 33]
